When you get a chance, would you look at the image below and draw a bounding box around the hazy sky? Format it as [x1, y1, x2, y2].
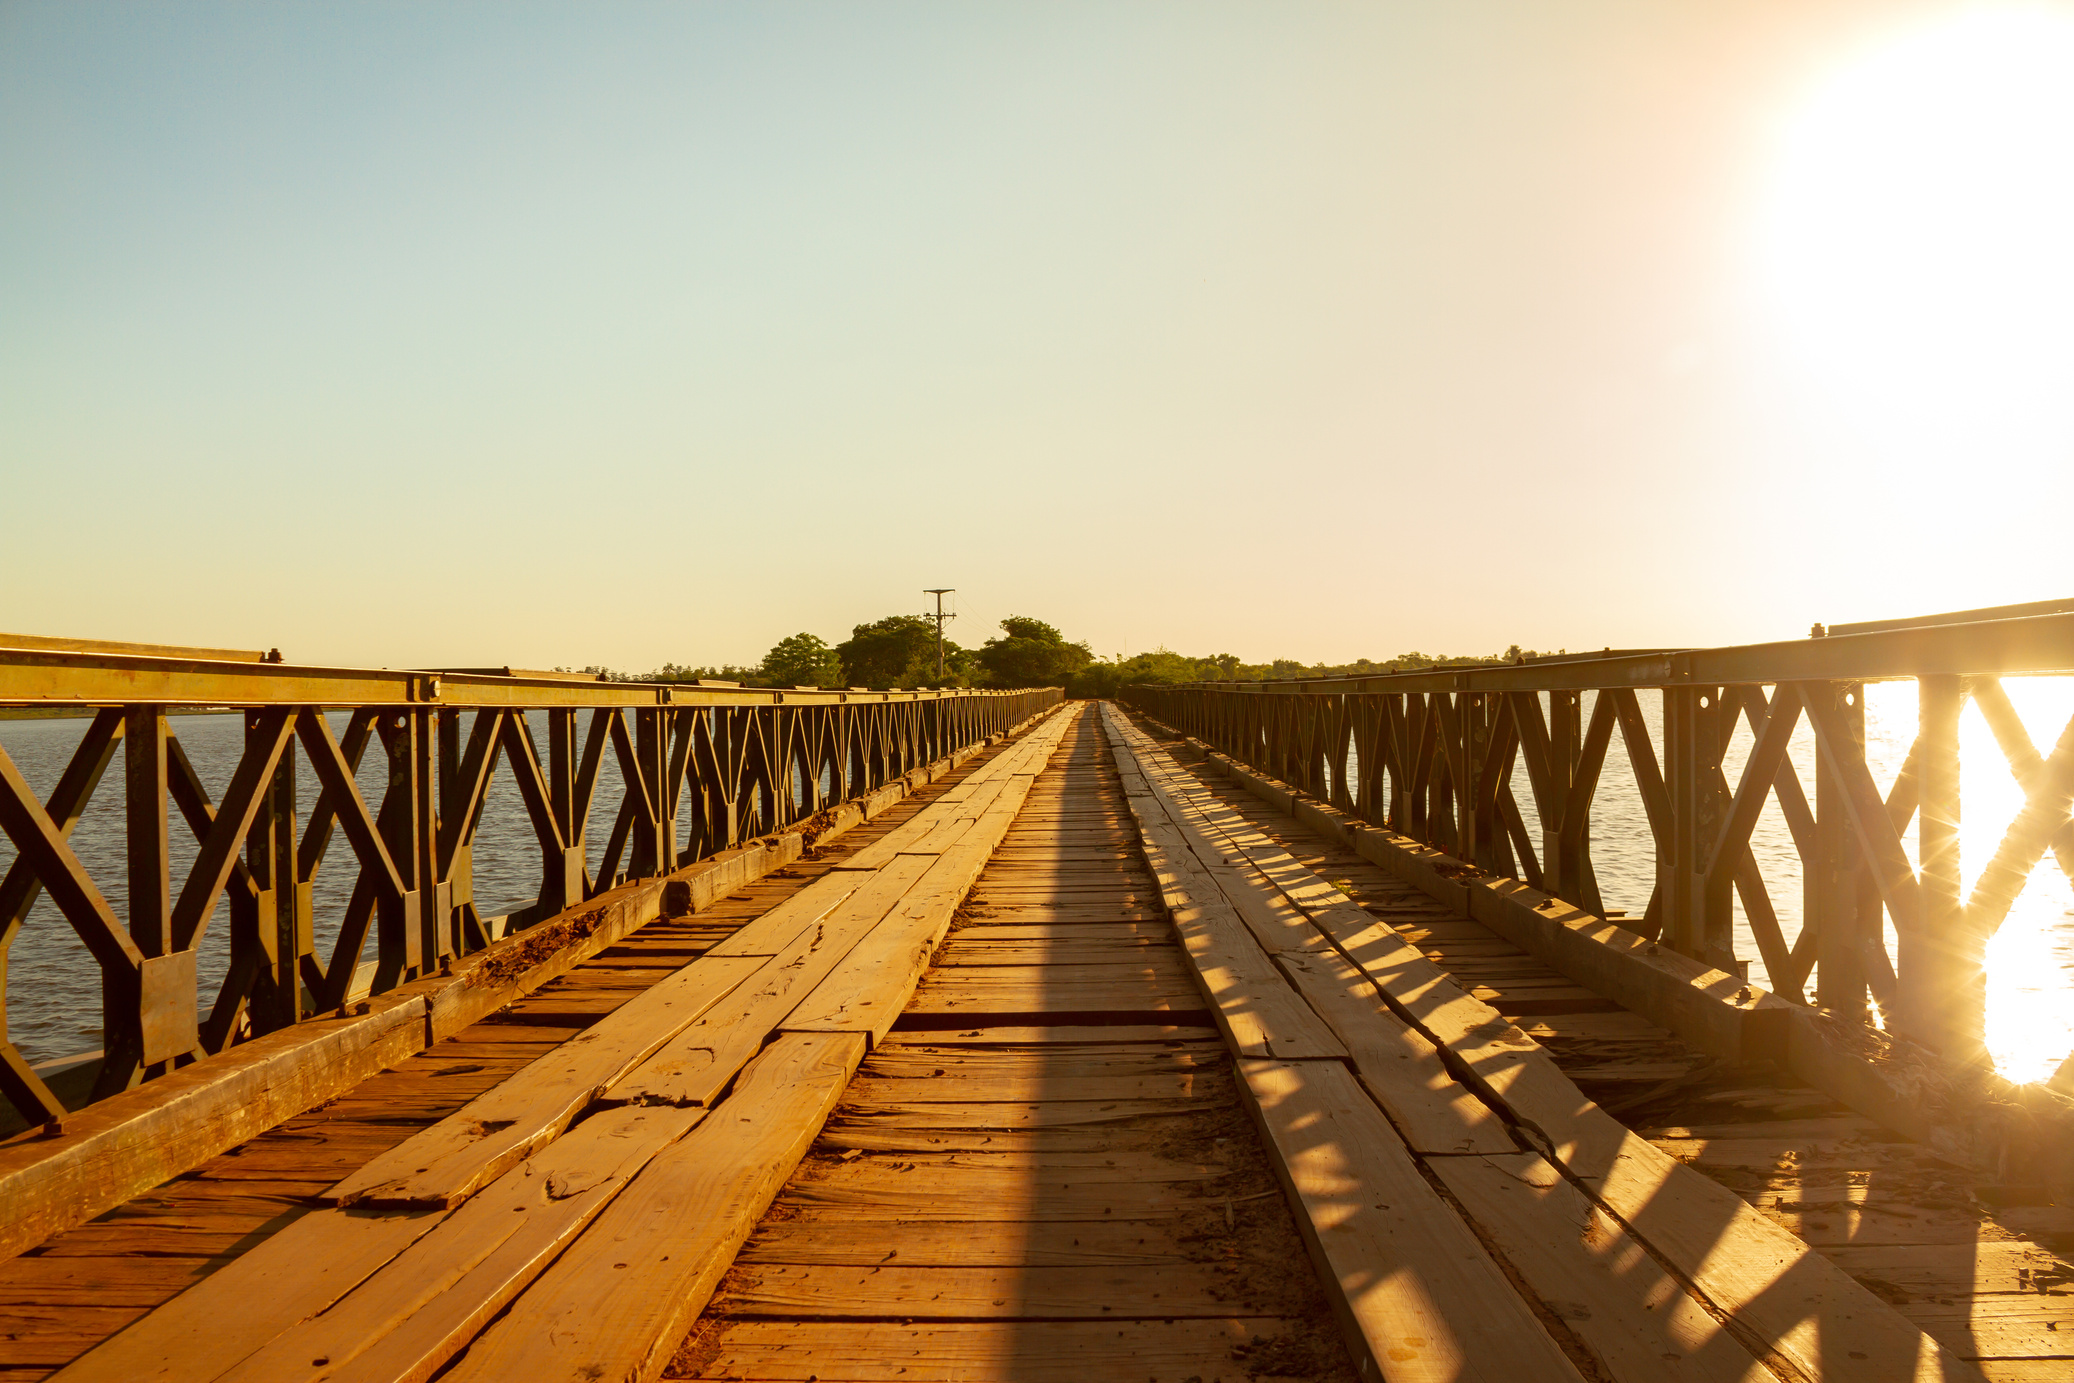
[5, 1, 2071, 672]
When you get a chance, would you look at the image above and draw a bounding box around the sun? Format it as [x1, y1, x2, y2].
[1758, 3, 2074, 469]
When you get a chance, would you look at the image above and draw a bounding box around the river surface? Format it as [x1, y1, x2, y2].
[4, 684, 2073, 1083]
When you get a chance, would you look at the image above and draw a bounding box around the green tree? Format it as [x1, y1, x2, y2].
[836, 615, 962, 688]
[653, 661, 763, 684]
[976, 615, 1093, 689]
[760, 632, 841, 688]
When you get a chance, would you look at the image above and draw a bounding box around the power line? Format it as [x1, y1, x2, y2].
[922, 588, 956, 680]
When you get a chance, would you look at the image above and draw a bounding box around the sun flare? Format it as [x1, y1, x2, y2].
[1760, 4, 2074, 468]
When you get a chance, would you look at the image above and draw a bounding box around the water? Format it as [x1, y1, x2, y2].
[1337, 678, 2074, 1084]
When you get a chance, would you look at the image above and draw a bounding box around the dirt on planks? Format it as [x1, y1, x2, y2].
[942, 901, 987, 935]
[465, 906, 606, 989]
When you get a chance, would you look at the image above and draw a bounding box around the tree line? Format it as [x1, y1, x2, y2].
[569, 614, 1095, 692]
[567, 618, 1556, 698]
[1065, 643, 1563, 698]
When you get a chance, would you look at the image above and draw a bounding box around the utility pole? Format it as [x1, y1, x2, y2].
[923, 589, 956, 680]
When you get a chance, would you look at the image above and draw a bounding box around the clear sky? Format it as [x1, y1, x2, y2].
[4, 0, 2071, 672]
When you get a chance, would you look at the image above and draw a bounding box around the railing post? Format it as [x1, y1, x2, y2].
[1537, 691, 1569, 897]
[101, 707, 170, 1091]
[1465, 694, 1498, 873]
[1812, 681, 1872, 1020]
[248, 715, 303, 1033]
[1912, 673, 1972, 1058]
[632, 708, 669, 879]
[374, 712, 425, 990]
[415, 710, 447, 964]
[1695, 687, 1740, 973]
[1662, 686, 1711, 961]
[547, 710, 586, 909]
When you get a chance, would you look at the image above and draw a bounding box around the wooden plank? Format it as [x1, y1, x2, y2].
[737, 1219, 1198, 1267]
[1237, 1057, 1586, 1382]
[933, 939, 1171, 965]
[1975, 1362, 2074, 1383]
[846, 1070, 1226, 1102]
[829, 777, 1010, 872]
[679, 1318, 1317, 1383]
[781, 785, 1041, 1044]
[908, 959, 1192, 986]
[1904, 1295, 2074, 1358]
[1818, 1241, 2069, 1296]
[1141, 870, 1345, 1056]
[603, 858, 931, 1107]
[953, 905, 1161, 923]
[874, 1022, 1219, 1045]
[441, 1031, 865, 1383]
[938, 922, 1170, 941]
[1132, 759, 1343, 957]
[814, 1123, 1178, 1154]
[1430, 1152, 1774, 1382]
[1153, 729, 1987, 1383]
[323, 955, 765, 1208]
[0, 1257, 232, 1309]
[715, 1262, 1296, 1318]
[40, 1206, 441, 1382]
[1751, 1196, 2000, 1248]
[773, 1179, 1203, 1221]
[699, 874, 862, 957]
[899, 976, 1205, 1015]
[832, 1098, 1220, 1130]
[861, 1045, 1224, 1076]
[1103, 735, 1348, 1062]
[1270, 949, 1514, 1156]
[787, 1149, 1235, 1186]
[212, 1105, 704, 1383]
[0, 1305, 147, 1369]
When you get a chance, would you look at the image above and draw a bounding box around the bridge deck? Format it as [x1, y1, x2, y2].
[675, 708, 1355, 1381]
[1, 703, 2062, 1380]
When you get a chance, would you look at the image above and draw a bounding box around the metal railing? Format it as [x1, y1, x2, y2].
[1124, 601, 2074, 1073]
[0, 635, 1061, 1123]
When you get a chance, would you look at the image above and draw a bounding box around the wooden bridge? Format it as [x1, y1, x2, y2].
[0, 613, 2071, 1380]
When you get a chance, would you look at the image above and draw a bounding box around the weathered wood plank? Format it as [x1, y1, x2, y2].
[1114, 714, 1987, 1383]
[41, 1206, 441, 1382]
[781, 778, 1044, 1045]
[1270, 948, 1515, 1156]
[603, 859, 932, 1107]
[1430, 1152, 1773, 1382]
[324, 955, 765, 1208]
[830, 1098, 1222, 1129]
[899, 976, 1206, 1015]
[846, 1070, 1226, 1102]
[675, 1318, 1312, 1383]
[207, 1106, 705, 1383]
[1238, 1057, 1586, 1383]
[861, 1044, 1223, 1076]
[1818, 1241, 2069, 1296]
[736, 1219, 1198, 1267]
[441, 1032, 865, 1383]
[715, 1262, 1295, 1318]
